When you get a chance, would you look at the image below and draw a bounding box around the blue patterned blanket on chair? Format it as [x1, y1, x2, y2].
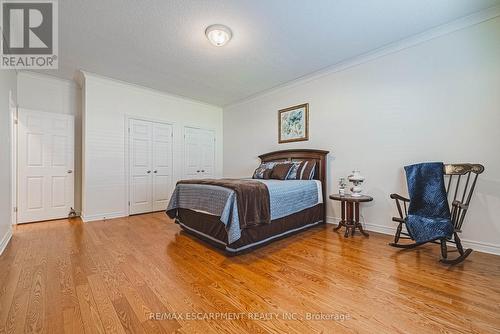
[404, 162, 454, 243]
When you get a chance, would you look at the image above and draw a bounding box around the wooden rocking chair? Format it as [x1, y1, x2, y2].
[389, 163, 484, 265]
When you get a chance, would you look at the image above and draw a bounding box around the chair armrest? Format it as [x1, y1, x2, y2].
[390, 193, 410, 220]
[390, 193, 410, 202]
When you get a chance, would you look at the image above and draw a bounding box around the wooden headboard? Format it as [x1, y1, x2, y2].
[258, 149, 329, 222]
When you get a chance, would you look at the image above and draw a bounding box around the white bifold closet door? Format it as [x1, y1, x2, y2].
[129, 119, 173, 215]
[17, 109, 74, 223]
[184, 127, 215, 179]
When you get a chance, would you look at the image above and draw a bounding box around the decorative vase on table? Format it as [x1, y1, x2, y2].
[348, 170, 365, 197]
[338, 177, 347, 196]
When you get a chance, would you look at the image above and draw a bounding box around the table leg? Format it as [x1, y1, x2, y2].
[357, 224, 369, 237]
[345, 202, 354, 237]
[354, 202, 369, 237]
[334, 200, 345, 231]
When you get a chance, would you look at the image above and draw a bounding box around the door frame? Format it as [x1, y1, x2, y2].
[9, 91, 17, 225]
[125, 115, 174, 216]
[183, 125, 216, 179]
[15, 108, 75, 224]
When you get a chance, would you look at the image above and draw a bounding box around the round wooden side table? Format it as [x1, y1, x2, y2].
[329, 194, 373, 238]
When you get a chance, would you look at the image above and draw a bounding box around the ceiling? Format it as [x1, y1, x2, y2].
[42, 0, 500, 106]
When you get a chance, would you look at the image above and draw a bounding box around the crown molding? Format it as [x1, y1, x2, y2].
[17, 70, 78, 88]
[224, 5, 500, 109]
[79, 70, 221, 110]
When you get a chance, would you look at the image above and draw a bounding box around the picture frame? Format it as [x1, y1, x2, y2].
[278, 103, 309, 143]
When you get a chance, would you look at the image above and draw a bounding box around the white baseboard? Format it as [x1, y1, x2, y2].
[81, 211, 126, 223]
[460, 239, 500, 256]
[326, 216, 500, 256]
[0, 227, 13, 256]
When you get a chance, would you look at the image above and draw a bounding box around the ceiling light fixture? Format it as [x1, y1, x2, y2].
[205, 24, 232, 47]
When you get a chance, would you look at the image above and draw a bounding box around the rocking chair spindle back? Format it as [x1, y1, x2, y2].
[444, 164, 484, 232]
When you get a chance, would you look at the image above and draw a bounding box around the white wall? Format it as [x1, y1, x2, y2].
[82, 72, 223, 222]
[0, 70, 17, 255]
[223, 17, 500, 254]
[17, 72, 82, 212]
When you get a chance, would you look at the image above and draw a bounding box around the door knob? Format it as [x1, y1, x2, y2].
[67, 170, 73, 174]
[201, 170, 205, 172]
[153, 170, 157, 173]
[147, 170, 151, 174]
[196, 170, 200, 173]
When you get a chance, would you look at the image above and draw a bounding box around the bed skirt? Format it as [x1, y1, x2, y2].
[175, 204, 324, 255]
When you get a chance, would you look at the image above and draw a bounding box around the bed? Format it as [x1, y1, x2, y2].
[166, 149, 329, 254]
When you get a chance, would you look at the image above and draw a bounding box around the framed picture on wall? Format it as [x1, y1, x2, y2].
[278, 103, 309, 143]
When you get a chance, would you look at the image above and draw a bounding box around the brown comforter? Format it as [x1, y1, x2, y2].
[176, 179, 270, 228]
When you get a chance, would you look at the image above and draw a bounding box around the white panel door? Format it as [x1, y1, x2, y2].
[152, 122, 173, 211]
[18, 109, 74, 223]
[199, 129, 215, 178]
[129, 119, 153, 215]
[184, 127, 215, 179]
[129, 119, 173, 215]
[184, 127, 201, 178]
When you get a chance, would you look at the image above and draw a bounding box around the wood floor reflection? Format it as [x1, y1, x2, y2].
[0, 212, 499, 333]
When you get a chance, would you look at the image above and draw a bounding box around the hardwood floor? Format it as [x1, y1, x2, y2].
[0, 213, 499, 333]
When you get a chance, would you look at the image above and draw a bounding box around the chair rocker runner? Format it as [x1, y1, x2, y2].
[389, 163, 484, 265]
